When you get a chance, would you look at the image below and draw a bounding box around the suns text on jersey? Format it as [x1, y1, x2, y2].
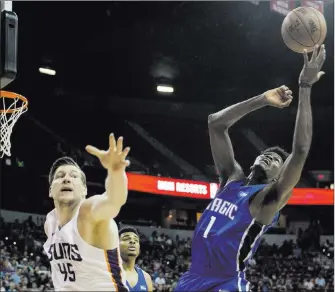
[47, 243, 83, 262]
[206, 197, 238, 220]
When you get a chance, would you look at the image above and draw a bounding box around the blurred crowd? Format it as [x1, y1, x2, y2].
[0, 216, 53, 292]
[1, 216, 333, 292]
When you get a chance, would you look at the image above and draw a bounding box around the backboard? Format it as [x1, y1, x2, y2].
[0, 1, 18, 89]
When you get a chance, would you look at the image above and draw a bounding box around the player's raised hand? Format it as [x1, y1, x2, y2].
[85, 134, 130, 172]
[263, 85, 293, 108]
[299, 44, 326, 86]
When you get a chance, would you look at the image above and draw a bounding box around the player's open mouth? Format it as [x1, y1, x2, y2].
[60, 187, 73, 192]
[128, 247, 136, 251]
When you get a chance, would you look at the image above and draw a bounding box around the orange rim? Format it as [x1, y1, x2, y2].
[0, 90, 28, 113]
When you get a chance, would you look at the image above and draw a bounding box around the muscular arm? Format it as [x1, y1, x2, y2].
[82, 170, 128, 222]
[272, 45, 326, 211]
[81, 135, 129, 222]
[208, 94, 268, 182]
[274, 87, 312, 209]
[269, 43, 326, 211]
[144, 272, 153, 292]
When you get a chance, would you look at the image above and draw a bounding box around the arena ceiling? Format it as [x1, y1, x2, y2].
[6, 1, 335, 174]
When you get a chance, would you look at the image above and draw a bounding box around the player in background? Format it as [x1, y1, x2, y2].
[175, 45, 326, 292]
[43, 134, 130, 291]
[119, 226, 153, 291]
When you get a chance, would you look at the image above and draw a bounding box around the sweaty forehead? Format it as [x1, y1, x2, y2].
[55, 164, 81, 174]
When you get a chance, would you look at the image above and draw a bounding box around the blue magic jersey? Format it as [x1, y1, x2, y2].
[176, 180, 279, 292]
[126, 266, 148, 292]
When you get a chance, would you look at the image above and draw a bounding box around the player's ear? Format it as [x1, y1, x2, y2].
[49, 187, 52, 198]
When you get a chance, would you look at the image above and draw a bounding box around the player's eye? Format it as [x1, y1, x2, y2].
[55, 173, 64, 179]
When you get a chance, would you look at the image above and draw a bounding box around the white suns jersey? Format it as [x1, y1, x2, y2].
[43, 209, 128, 291]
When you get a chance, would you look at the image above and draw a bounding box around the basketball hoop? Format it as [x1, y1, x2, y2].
[0, 90, 28, 158]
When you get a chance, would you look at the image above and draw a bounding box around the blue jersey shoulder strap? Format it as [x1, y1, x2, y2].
[126, 266, 148, 291]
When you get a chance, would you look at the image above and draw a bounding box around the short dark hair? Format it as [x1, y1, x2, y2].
[119, 226, 139, 238]
[48, 156, 86, 185]
[261, 146, 290, 162]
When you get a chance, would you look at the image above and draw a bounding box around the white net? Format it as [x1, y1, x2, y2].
[0, 94, 28, 158]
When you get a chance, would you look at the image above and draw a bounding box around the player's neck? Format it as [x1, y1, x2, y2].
[55, 201, 81, 228]
[246, 170, 269, 185]
[122, 257, 136, 271]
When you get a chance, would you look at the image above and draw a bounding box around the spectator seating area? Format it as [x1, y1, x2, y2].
[1, 216, 334, 292]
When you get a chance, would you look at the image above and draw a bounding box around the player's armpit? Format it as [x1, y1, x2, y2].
[80, 193, 123, 222]
[208, 125, 244, 184]
[274, 150, 308, 210]
[143, 271, 154, 292]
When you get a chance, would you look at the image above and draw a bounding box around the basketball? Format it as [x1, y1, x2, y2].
[281, 6, 327, 53]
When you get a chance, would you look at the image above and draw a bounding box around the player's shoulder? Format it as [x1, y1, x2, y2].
[218, 178, 244, 192]
[143, 270, 151, 277]
[78, 195, 100, 218]
[79, 196, 118, 227]
[142, 270, 153, 288]
[80, 194, 100, 206]
[79, 194, 105, 214]
[138, 268, 151, 280]
[44, 209, 56, 236]
[47, 208, 56, 218]
[45, 209, 56, 224]
[44, 220, 48, 236]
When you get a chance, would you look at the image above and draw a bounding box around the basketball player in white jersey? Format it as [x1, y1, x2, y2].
[43, 134, 130, 291]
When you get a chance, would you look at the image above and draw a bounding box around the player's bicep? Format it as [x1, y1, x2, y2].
[144, 272, 153, 292]
[208, 126, 244, 182]
[81, 194, 121, 223]
[275, 151, 308, 206]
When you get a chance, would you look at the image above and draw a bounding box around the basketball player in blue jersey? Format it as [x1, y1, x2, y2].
[175, 44, 326, 292]
[119, 227, 153, 291]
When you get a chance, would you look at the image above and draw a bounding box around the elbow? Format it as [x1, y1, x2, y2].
[208, 114, 215, 126]
[208, 114, 228, 130]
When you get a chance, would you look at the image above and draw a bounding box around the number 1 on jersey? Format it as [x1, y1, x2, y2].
[203, 216, 216, 238]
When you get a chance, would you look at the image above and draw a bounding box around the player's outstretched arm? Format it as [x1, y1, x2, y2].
[208, 126, 244, 185]
[208, 87, 291, 184]
[274, 45, 326, 210]
[82, 134, 130, 221]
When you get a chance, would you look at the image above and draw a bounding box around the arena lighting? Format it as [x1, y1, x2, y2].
[39, 67, 56, 76]
[157, 85, 174, 93]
